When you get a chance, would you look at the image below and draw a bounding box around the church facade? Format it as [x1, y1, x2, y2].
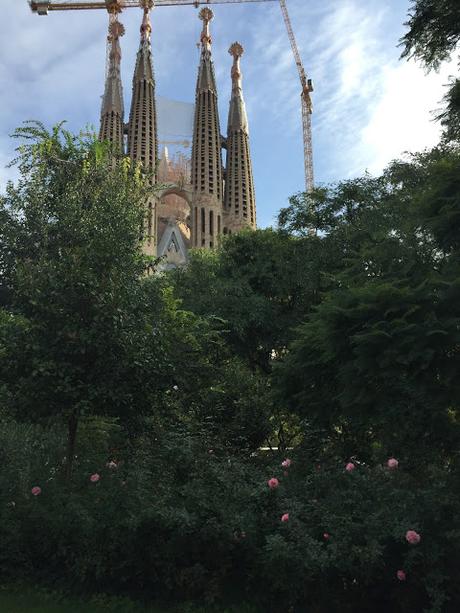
[99, 4, 256, 266]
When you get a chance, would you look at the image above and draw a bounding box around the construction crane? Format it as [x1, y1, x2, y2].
[29, 0, 277, 14]
[30, 0, 313, 192]
[279, 0, 314, 193]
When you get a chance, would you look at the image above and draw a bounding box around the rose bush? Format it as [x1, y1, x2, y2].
[0, 416, 458, 612]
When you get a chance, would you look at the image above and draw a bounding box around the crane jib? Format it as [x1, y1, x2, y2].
[30, 0, 278, 13]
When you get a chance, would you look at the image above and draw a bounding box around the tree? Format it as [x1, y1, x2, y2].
[400, 0, 460, 68]
[139, 274, 273, 451]
[0, 122, 164, 478]
[275, 146, 460, 463]
[171, 229, 328, 374]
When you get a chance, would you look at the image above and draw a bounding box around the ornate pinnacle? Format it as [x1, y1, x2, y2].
[199, 7, 213, 23]
[229, 42, 244, 87]
[229, 42, 244, 60]
[109, 20, 125, 41]
[108, 19, 125, 63]
[199, 8, 213, 51]
[100, 8, 125, 143]
[140, 4, 152, 42]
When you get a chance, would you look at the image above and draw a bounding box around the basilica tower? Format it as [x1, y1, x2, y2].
[127, 1, 158, 255]
[99, 16, 125, 150]
[190, 8, 224, 249]
[224, 42, 256, 231]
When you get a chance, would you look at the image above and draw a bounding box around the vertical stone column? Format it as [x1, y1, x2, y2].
[224, 42, 256, 232]
[190, 8, 224, 249]
[99, 13, 125, 151]
[127, 1, 158, 255]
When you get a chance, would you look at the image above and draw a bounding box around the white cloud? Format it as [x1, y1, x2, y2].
[303, 0, 455, 184]
[358, 60, 453, 175]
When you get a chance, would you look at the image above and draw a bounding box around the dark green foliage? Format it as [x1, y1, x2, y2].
[140, 277, 272, 451]
[275, 146, 460, 464]
[276, 278, 460, 463]
[171, 229, 325, 373]
[0, 123, 169, 476]
[437, 77, 460, 143]
[400, 0, 460, 68]
[168, 229, 329, 450]
[414, 146, 460, 252]
[1, 416, 459, 612]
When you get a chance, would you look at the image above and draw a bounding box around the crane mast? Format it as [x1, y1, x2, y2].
[279, 0, 314, 193]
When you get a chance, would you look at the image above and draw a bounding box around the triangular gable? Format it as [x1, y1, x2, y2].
[157, 222, 189, 270]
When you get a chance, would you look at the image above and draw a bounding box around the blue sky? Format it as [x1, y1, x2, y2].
[0, 0, 455, 227]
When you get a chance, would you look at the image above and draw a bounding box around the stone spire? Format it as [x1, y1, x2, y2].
[127, 0, 158, 175]
[127, 1, 157, 255]
[224, 42, 256, 231]
[190, 8, 224, 249]
[99, 16, 125, 150]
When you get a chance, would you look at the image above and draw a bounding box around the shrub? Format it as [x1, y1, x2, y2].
[0, 417, 459, 612]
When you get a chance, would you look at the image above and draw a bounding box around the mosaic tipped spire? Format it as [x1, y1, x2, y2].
[191, 8, 224, 248]
[99, 17, 125, 150]
[227, 42, 248, 132]
[127, 0, 158, 255]
[224, 42, 256, 229]
[127, 0, 158, 174]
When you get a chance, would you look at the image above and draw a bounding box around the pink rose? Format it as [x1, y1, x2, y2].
[405, 530, 421, 545]
[281, 458, 292, 468]
[234, 530, 247, 541]
[281, 513, 289, 522]
[323, 532, 330, 540]
[267, 478, 279, 489]
[397, 570, 406, 581]
[106, 461, 117, 470]
[90, 473, 100, 483]
[345, 462, 355, 472]
[31, 486, 41, 496]
[387, 458, 399, 469]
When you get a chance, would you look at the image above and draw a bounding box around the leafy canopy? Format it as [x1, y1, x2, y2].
[0, 122, 160, 433]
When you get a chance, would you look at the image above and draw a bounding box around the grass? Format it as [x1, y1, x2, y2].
[0, 589, 149, 613]
[0, 586, 257, 613]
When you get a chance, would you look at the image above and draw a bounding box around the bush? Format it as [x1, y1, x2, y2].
[1, 416, 459, 612]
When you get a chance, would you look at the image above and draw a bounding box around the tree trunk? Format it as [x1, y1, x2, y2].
[64, 411, 79, 481]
